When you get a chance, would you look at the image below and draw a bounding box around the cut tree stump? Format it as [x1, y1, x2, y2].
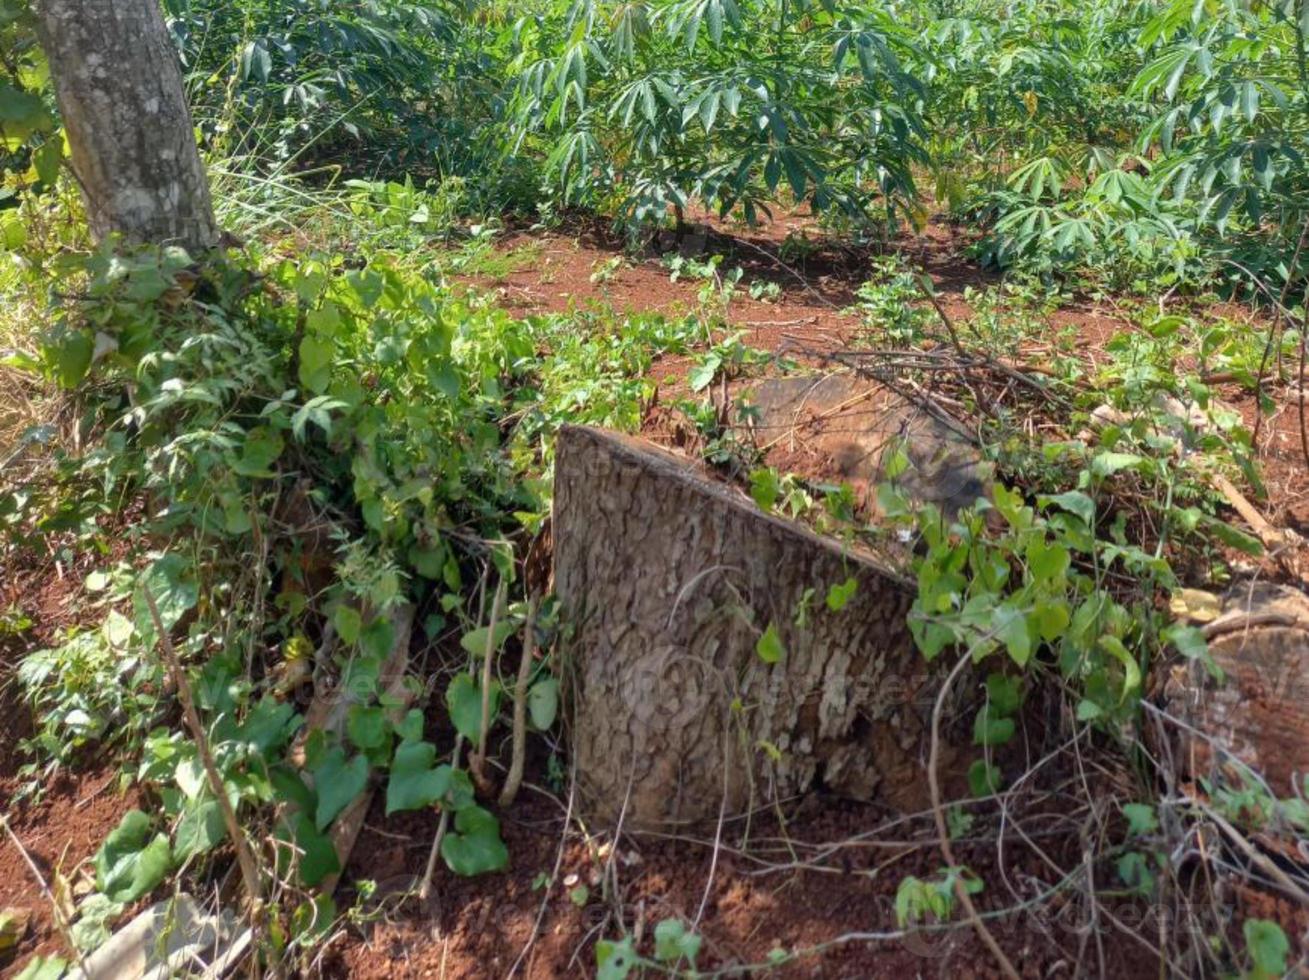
[554, 425, 965, 831]
[1163, 583, 1309, 797]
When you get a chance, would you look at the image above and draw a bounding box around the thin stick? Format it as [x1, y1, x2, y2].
[418, 736, 464, 902]
[506, 759, 576, 979]
[917, 277, 968, 358]
[143, 586, 264, 915]
[0, 812, 90, 974]
[928, 651, 1021, 980]
[471, 575, 507, 790]
[1297, 278, 1309, 471]
[498, 599, 537, 808]
[1210, 473, 1290, 550]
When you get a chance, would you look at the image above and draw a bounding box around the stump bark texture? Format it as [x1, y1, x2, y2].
[1164, 583, 1309, 796]
[555, 425, 958, 830]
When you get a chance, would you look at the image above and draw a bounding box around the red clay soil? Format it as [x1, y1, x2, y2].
[330, 767, 1158, 979]
[0, 767, 141, 975]
[324, 213, 1309, 978]
[0, 521, 143, 977]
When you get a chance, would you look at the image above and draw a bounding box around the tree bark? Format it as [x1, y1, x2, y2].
[1163, 583, 1309, 798]
[554, 425, 968, 831]
[34, 0, 217, 253]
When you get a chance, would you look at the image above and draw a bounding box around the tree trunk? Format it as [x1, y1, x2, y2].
[554, 425, 968, 831]
[34, 0, 217, 253]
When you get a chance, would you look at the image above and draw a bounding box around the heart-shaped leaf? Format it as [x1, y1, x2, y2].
[311, 747, 369, 830]
[528, 678, 559, 730]
[95, 810, 172, 903]
[440, 805, 508, 876]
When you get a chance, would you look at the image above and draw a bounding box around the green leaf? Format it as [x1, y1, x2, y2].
[596, 937, 637, 980]
[1122, 803, 1158, 837]
[985, 673, 1022, 716]
[281, 813, 339, 887]
[235, 698, 301, 753]
[232, 426, 284, 477]
[395, 708, 425, 743]
[132, 554, 198, 647]
[528, 677, 559, 730]
[1098, 634, 1142, 700]
[749, 468, 780, 511]
[174, 795, 227, 858]
[653, 918, 702, 964]
[440, 805, 509, 876]
[311, 748, 369, 830]
[825, 577, 857, 612]
[346, 705, 388, 751]
[973, 707, 1015, 747]
[1116, 851, 1155, 895]
[334, 605, 362, 645]
[1076, 698, 1104, 721]
[1244, 918, 1289, 979]
[289, 894, 337, 948]
[1164, 623, 1208, 661]
[756, 622, 785, 664]
[688, 354, 720, 392]
[1091, 451, 1145, 479]
[408, 545, 445, 579]
[1041, 490, 1095, 526]
[14, 956, 68, 980]
[460, 620, 516, 657]
[174, 797, 227, 860]
[95, 810, 172, 904]
[1025, 538, 1069, 582]
[992, 604, 1032, 666]
[1203, 516, 1264, 557]
[967, 759, 1002, 796]
[298, 336, 334, 394]
[360, 616, 395, 660]
[54, 331, 93, 388]
[446, 673, 500, 745]
[306, 301, 341, 337]
[385, 740, 451, 814]
[1033, 599, 1071, 641]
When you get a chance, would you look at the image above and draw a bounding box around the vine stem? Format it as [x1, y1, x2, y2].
[498, 598, 537, 808]
[141, 586, 266, 921]
[418, 736, 464, 902]
[471, 574, 507, 791]
[928, 649, 1021, 980]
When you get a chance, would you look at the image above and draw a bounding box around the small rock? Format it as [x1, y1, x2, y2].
[0, 907, 31, 954]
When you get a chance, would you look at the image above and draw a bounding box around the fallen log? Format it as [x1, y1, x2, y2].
[554, 425, 966, 831]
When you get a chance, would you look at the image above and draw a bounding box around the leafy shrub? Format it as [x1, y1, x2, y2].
[509, 0, 927, 233]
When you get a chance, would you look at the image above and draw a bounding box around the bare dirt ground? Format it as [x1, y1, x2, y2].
[3, 209, 1307, 978]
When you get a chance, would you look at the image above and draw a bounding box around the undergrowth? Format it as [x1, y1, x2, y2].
[1, 0, 1307, 975]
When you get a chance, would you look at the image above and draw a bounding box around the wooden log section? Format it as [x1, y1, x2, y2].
[554, 425, 966, 831]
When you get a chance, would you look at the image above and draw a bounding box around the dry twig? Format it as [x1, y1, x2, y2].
[143, 585, 265, 917]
